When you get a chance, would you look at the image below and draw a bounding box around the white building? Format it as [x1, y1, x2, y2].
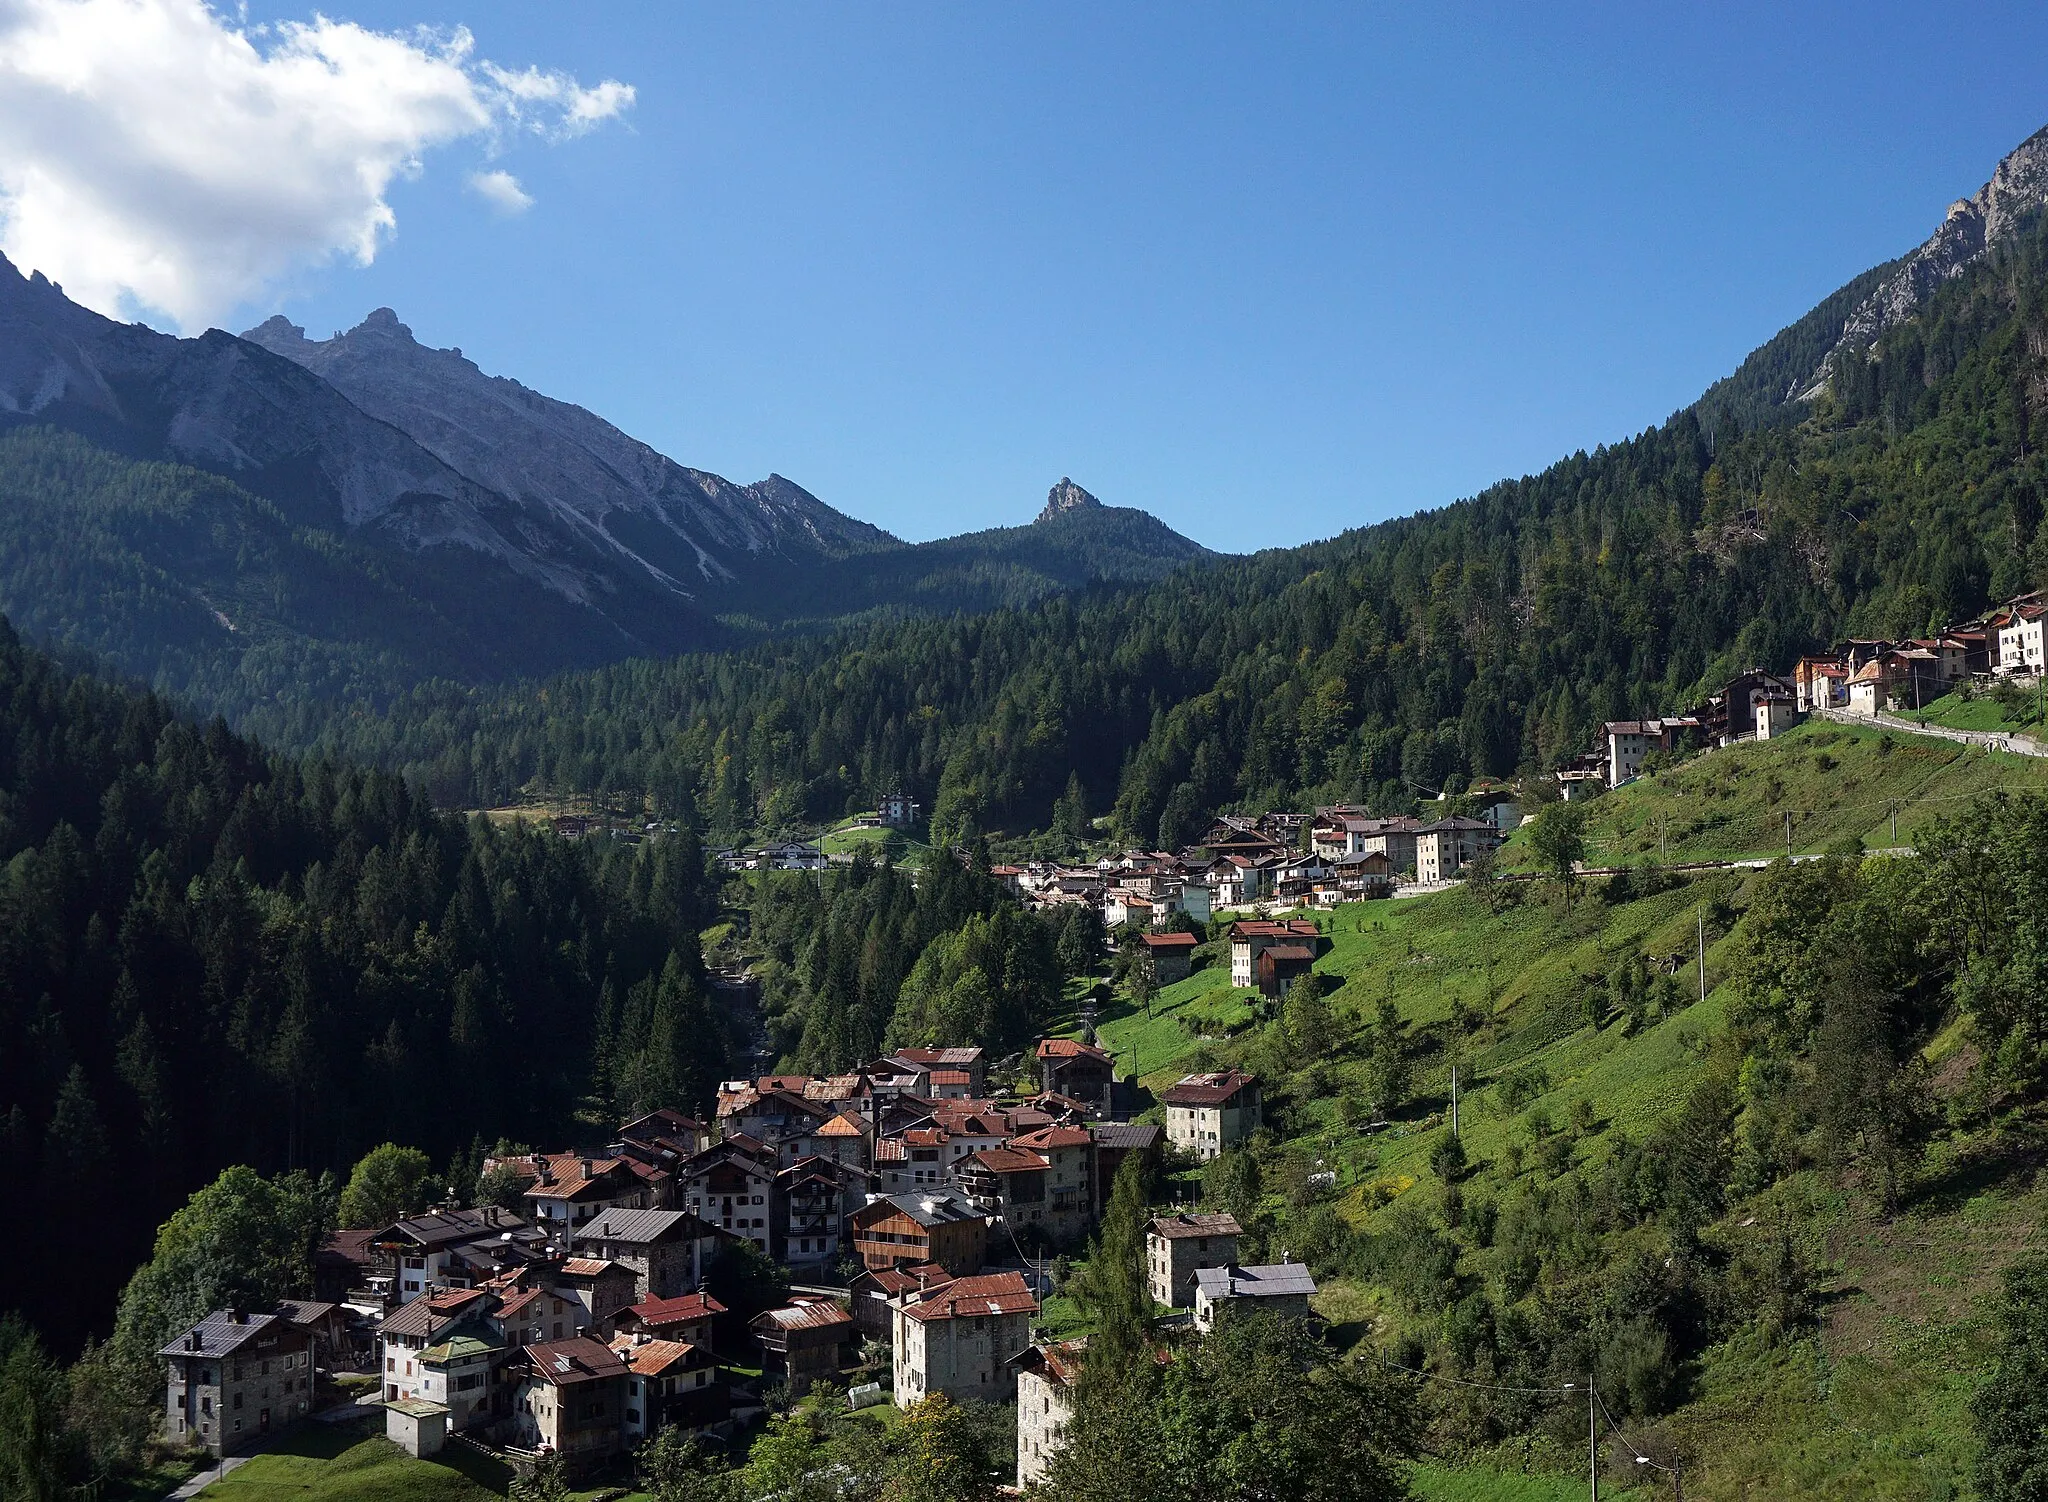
[1998, 606, 2046, 677]
[1146, 1212, 1243, 1309]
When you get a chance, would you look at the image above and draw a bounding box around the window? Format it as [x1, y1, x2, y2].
[233, 1393, 243, 1410]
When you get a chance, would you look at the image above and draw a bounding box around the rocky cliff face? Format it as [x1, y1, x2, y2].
[1803, 123, 2048, 397]
[1035, 476, 1102, 523]
[241, 311, 897, 591]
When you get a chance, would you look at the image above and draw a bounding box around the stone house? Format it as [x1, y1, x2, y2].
[1013, 1340, 1082, 1490]
[1145, 1212, 1244, 1309]
[1138, 931, 1198, 985]
[162, 1309, 319, 1455]
[1192, 1262, 1318, 1331]
[508, 1337, 630, 1470]
[570, 1208, 724, 1301]
[891, 1271, 1039, 1407]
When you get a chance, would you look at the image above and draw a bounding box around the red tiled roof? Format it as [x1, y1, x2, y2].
[1010, 1126, 1092, 1151]
[1140, 932, 1199, 949]
[611, 1337, 705, 1377]
[968, 1147, 1048, 1174]
[753, 1300, 854, 1333]
[901, 1271, 1039, 1323]
[1037, 1038, 1111, 1061]
[1259, 944, 1315, 963]
[624, 1292, 725, 1325]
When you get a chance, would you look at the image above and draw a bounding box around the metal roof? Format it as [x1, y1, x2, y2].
[572, 1208, 714, 1245]
[1194, 1262, 1318, 1299]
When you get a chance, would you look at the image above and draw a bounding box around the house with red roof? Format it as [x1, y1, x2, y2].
[891, 1271, 1040, 1406]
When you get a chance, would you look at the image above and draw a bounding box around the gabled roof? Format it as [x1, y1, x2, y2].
[161, 1310, 307, 1359]
[611, 1337, 708, 1377]
[380, 1207, 529, 1249]
[891, 1046, 984, 1068]
[967, 1146, 1049, 1175]
[1140, 931, 1199, 949]
[1193, 1262, 1318, 1300]
[377, 1289, 495, 1342]
[1009, 1125, 1092, 1151]
[1160, 1070, 1260, 1107]
[522, 1336, 628, 1386]
[751, 1300, 854, 1333]
[853, 1190, 988, 1230]
[899, 1270, 1039, 1323]
[1091, 1122, 1163, 1150]
[572, 1208, 720, 1246]
[1037, 1038, 1112, 1062]
[621, 1292, 726, 1326]
[1258, 944, 1315, 964]
[1147, 1211, 1243, 1241]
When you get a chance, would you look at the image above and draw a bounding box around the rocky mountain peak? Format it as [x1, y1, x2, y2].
[1803, 122, 2048, 397]
[1036, 477, 1102, 523]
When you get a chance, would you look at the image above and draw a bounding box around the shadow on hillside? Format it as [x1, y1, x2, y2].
[1902, 1125, 2048, 1217]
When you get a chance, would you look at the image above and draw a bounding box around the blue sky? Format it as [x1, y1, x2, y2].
[83, 4, 2048, 549]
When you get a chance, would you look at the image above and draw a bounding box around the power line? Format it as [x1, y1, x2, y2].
[1594, 1387, 1681, 1479]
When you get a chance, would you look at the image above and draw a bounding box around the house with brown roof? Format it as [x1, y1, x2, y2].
[508, 1337, 629, 1469]
[1146, 1213, 1243, 1309]
[1228, 920, 1323, 988]
[1036, 1037, 1117, 1115]
[1007, 1125, 1097, 1245]
[776, 1157, 875, 1270]
[612, 1335, 722, 1440]
[888, 1046, 988, 1096]
[374, 1207, 542, 1303]
[522, 1155, 650, 1236]
[892, 1271, 1040, 1407]
[1161, 1071, 1263, 1161]
[1414, 816, 1500, 884]
[1013, 1340, 1083, 1490]
[751, 1297, 856, 1396]
[848, 1262, 947, 1342]
[955, 1147, 1049, 1232]
[1089, 1122, 1163, 1213]
[546, 1258, 639, 1330]
[1138, 930, 1199, 984]
[1253, 942, 1317, 998]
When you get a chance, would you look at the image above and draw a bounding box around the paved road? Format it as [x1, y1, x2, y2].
[165, 1455, 248, 1500]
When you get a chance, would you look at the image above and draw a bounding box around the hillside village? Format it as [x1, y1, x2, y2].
[160, 1024, 1290, 1489]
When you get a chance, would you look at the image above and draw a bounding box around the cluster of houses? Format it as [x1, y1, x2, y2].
[159, 1041, 1297, 1480]
[1553, 590, 2048, 799]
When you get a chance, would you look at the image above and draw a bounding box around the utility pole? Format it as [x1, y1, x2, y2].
[1450, 1064, 1460, 1139]
[1890, 800, 1898, 847]
[1589, 1376, 1599, 1502]
[1783, 810, 1793, 859]
[1696, 907, 1706, 1002]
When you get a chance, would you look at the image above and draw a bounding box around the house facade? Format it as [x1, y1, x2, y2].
[162, 1310, 319, 1456]
[1162, 1071, 1263, 1161]
[1013, 1341, 1082, 1490]
[892, 1271, 1039, 1407]
[1192, 1262, 1318, 1331]
[1146, 1213, 1244, 1309]
[570, 1208, 723, 1301]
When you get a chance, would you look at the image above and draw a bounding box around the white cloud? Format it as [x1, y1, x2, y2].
[469, 169, 532, 215]
[0, 0, 635, 331]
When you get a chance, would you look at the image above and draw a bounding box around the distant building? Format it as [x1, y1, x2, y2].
[1036, 1038, 1117, 1115]
[1228, 920, 1323, 988]
[751, 1298, 856, 1396]
[569, 1208, 723, 1302]
[1192, 1262, 1318, 1331]
[849, 1190, 991, 1275]
[1414, 817, 1500, 883]
[1013, 1340, 1083, 1489]
[878, 792, 921, 828]
[507, 1337, 629, 1471]
[1138, 931, 1199, 984]
[1146, 1213, 1243, 1309]
[1161, 1071, 1263, 1161]
[892, 1271, 1039, 1407]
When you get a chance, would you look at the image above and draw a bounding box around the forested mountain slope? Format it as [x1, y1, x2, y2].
[0, 619, 728, 1355]
[297, 171, 2048, 845]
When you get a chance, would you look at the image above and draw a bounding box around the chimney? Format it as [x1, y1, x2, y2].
[230, 1307, 246, 1325]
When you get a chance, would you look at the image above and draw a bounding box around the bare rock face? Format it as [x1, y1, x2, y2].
[1035, 477, 1103, 523]
[1802, 124, 2048, 397]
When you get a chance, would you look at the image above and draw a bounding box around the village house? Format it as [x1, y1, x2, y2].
[751, 1297, 856, 1395]
[1162, 1071, 1263, 1161]
[776, 1157, 864, 1270]
[1193, 1262, 1319, 1331]
[617, 1109, 711, 1160]
[569, 1208, 723, 1301]
[411, 1332, 499, 1433]
[162, 1309, 320, 1456]
[1007, 1125, 1096, 1244]
[1228, 919, 1323, 988]
[1012, 1340, 1083, 1490]
[674, 1138, 781, 1255]
[849, 1190, 991, 1275]
[1138, 931, 1198, 985]
[887, 1045, 988, 1096]
[508, 1337, 630, 1470]
[956, 1145, 1049, 1231]
[613, 1335, 722, 1441]
[521, 1155, 650, 1235]
[1036, 1037, 1118, 1116]
[1997, 602, 2047, 676]
[1253, 943, 1317, 999]
[878, 792, 920, 828]
[493, 1282, 587, 1349]
[891, 1271, 1040, 1407]
[849, 1262, 946, 1342]
[1601, 718, 1703, 785]
[377, 1288, 518, 1408]
[1414, 816, 1500, 884]
[546, 1258, 640, 1331]
[613, 1292, 724, 1355]
[375, 1207, 541, 1302]
[1146, 1212, 1244, 1309]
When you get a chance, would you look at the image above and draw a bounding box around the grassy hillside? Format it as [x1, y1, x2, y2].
[1060, 728, 2048, 1497]
[1513, 719, 2048, 867]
